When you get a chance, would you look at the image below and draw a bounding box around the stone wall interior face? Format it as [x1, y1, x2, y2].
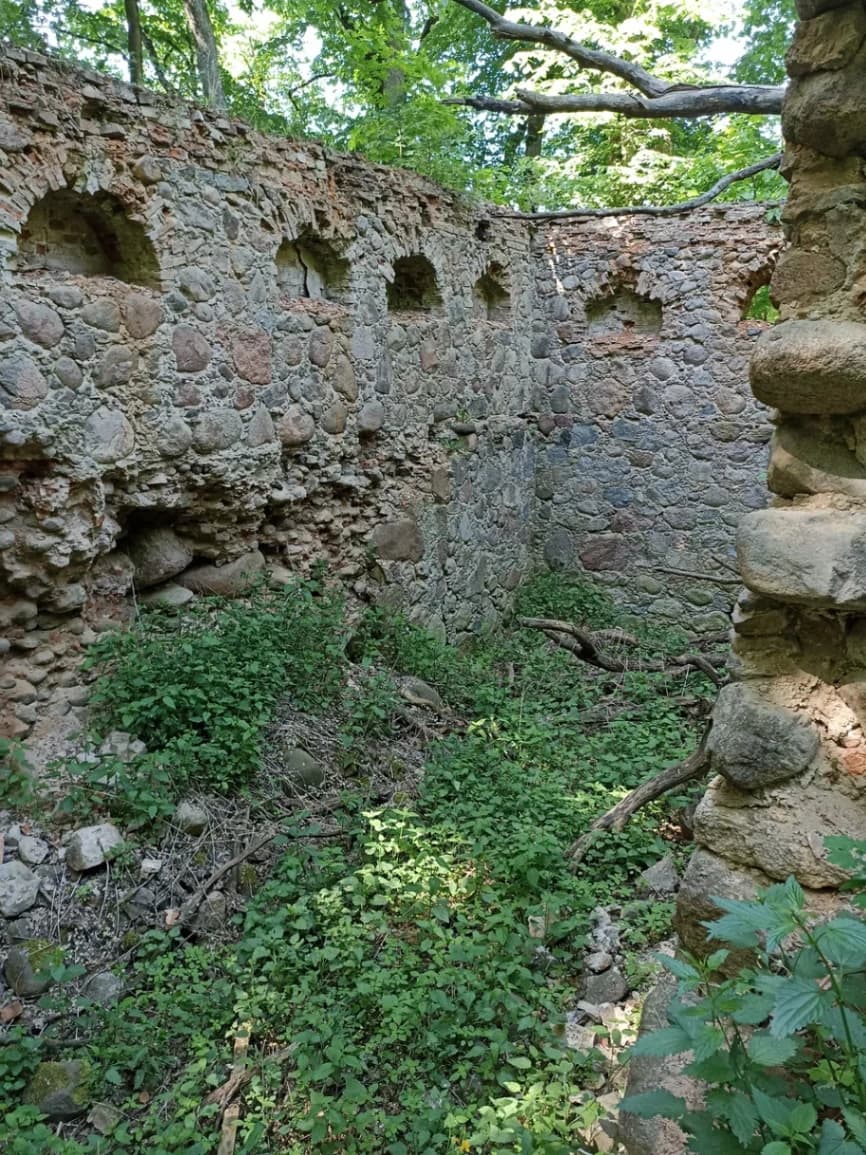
[675, 0, 866, 966]
[532, 210, 780, 631]
[0, 46, 780, 740]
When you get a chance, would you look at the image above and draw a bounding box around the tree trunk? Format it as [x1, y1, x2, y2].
[124, 0, 144, 87]
[183, 0, 226, 110]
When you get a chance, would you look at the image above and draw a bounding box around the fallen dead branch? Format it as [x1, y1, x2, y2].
[518, 617, 727, 685]
[566, 724, 712, 868]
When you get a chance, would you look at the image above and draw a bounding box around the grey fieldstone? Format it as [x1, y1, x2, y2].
[15, 301, 64, 348]
[637, 854, 680, 896]
[277, 406, 316, 447]
[23, 1061, 91, 1121]
[176, 550, 265, 596]
[192, 409, 244, 453]
[738, 508, 866, 610]
[193, 890, 227, 933]
[17, 834, 50, 866]
[4, 940, 62, 996]
[583, 966, 629, 1005]
[396, 676, 444, 711]
[707, 682, 820, 790]
[173, 800, 209, 835]
[172, 325, 212, 372]
[0, 859, 41, 917]
[281, 746, 326, 790]
[139, 582, 195, 608]
[128, 527, 194, 588]
[82, 971, 124, 1007]
[357, 399, 385, 433]
[370, 519, 424, 562]
[585, 950, 614, 974]
[65, 824, 123, 872]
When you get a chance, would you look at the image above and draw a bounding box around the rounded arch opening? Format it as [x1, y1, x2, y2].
[17, 188, 160, 287]
[387, 254, 442, 314]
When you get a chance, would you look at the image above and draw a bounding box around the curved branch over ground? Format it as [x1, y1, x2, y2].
[566, 726, 712, 868]
[498, 153, 782, 221]
[518, 617, 728, 684]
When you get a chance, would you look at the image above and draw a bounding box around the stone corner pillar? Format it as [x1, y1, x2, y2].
[676, 0, 866, 943]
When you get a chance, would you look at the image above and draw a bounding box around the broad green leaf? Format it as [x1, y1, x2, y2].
[761, 1144, 791, 1155]
[815, 917, 866, 966]
[658, 955, 700, 981]
[631, 1026, 693, 1058]
[770, 976, 827, 1037]
[789, 1102, 817, 1134]
[620, 1090, 688, 1120]
[751, 1089, 796, 1136]
[841, 1108, 866, 1146]
[818, 1119, 865, 1155]
[746, 1033, 798, 1066]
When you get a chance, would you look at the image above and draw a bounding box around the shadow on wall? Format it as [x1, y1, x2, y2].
[473, 261, 511, 323]
[275, 232, 349, 303]
[17, 188, 159, 287]
[586, 286, 663, 338]
[387, 253, 442, 313]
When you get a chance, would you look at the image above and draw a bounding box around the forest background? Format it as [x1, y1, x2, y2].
[0, 0, 792, 212]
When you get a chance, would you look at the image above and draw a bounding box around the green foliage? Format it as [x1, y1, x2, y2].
[60, 579, 346, 822]
[622, 842, 866, 1154]
[11, 573, 708, 1152]
[0, 0, 788, 209]
[745, 284, 780, 324]
[0, 737, 36, 810]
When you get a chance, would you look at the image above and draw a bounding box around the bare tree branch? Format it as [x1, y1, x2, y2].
[499, 152, 782, 221]
[450, 0, 671, 97]
[566, 726, 711, 867]
[519, 616, 728, 684]
[447, 83, 784, 118]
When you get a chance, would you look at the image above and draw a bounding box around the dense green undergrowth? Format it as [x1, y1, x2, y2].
[1, 573, 711, 1154]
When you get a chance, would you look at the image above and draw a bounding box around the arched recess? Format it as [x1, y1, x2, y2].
[387, 254, 442, 314]
[585, 285, 662, 337]
[276, 232, 349, 302]
[473, 261, 511, 323]
[17, 188, 159, 287]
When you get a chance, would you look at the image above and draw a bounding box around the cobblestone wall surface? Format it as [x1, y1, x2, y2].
[0, 45, 781, 738]
[532, 208, 782, 631]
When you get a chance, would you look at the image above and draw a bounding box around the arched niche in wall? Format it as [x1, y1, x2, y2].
[473, 261, 511, 323]
[275, 232, 349, 302]
[386, 253, 442, 314]
[17, 188, 160, 287]
[585, 284, 662, 338]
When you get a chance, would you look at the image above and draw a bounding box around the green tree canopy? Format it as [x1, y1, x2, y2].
[0, 0, 795, 210]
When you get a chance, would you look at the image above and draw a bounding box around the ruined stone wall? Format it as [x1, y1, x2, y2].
[674, 0, 866, 956]
[0, 44, 537, 694]
[532, 207, 781, 627]
[0, 45, 782, 741]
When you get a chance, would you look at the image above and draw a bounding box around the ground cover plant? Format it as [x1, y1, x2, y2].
[0, 573, 713, 1154]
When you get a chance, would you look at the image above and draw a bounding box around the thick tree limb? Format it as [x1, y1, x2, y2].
[566, 727, 711, 867]
[447, 83, 784, 118]
[450, 0, 786, 113]
[502, 153, 782, 221]
[518, 617, 727, 685]
[451, 0, 673, 97]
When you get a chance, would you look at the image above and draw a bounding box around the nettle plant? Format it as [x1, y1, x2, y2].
[622, 837, 866, 1155]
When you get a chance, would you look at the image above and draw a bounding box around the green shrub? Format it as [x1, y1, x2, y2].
[67, 579, 346, 818]
[622, 837, 866, 1154]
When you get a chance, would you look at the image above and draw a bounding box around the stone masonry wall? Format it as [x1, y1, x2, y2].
[532, 207, 782, 630]
[0, 45, 780, 740]
[674, 0, 866, 960]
